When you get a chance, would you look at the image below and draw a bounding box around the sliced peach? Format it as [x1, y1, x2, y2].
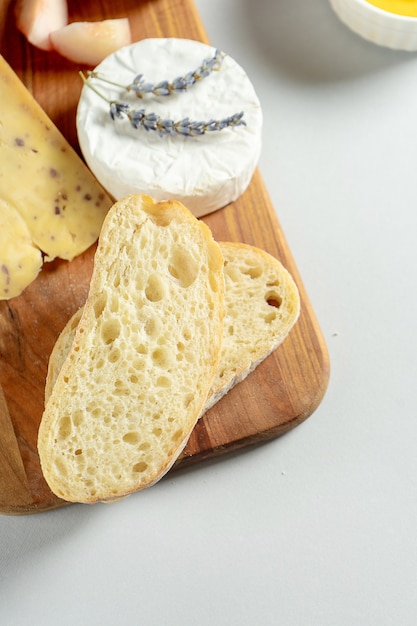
[15, 0, 68, 51]
[50, 18, 132, 66]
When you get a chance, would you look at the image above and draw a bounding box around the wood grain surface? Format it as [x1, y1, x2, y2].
[0, 0, 330, 514]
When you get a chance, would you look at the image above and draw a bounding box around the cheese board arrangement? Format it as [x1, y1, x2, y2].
[0, 0, 330, 514]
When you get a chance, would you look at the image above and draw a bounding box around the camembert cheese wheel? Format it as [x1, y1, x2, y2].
[0, 55, 113, 299]
[76, 38, 263, 217]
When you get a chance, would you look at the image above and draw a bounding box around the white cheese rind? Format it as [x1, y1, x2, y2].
[76, 38, 263, 217]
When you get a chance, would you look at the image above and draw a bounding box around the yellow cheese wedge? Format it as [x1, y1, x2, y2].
[0, 55, 113, 299]
[0, 199, 42, 299]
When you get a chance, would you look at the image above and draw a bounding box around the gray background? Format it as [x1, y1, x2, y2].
[1, 1, 416, 624]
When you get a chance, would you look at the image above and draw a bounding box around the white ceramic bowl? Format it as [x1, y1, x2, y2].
[329, 0, 417, 50]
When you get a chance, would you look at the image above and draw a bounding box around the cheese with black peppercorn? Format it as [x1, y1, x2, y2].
[0, 55, 112, 299]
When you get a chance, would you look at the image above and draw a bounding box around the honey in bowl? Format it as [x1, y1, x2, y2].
[366, 1, 417, 17]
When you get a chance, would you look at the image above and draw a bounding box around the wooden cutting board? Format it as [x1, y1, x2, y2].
[0, 0, 330, 515]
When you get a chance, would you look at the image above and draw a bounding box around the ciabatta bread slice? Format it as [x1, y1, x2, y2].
[37, 194, 225, 503]
[205, 242, 300, 410]
[45, 241, 300, 420]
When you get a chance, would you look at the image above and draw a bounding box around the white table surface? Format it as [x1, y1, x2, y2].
[2, 1, 417, 624]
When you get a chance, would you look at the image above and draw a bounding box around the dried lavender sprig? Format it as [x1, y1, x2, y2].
[80, 72, 245, 138]
[87, 49, 225, 99]
[109, 100, 245, 137]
